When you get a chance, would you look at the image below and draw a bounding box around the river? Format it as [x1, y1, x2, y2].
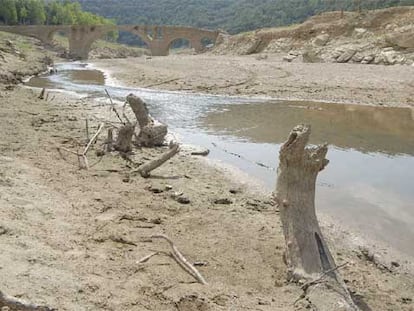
[26, 62, 414, 258]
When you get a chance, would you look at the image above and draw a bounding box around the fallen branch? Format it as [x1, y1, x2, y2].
[301, 262, 349, 291]
[57, 122, 105, 170]
[38, 88, 46, 100]
[105, 89, 124, 125]
[151, 234, 207, 285]
[0, 290, 55, 311]
[83, 123, 105, 155]
[144, 78, 180, 88]
[85, 118, 90, 141]
[135, 142, 180, 178]
[136, 252, 159, 264]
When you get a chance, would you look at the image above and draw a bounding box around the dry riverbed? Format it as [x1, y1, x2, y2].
[1, 33, 414, 309]
[0, 82, 413, 311]
[91, 54, 414, 107]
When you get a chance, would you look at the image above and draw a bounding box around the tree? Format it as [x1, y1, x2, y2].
[19, 6, 28, 24]
[0, 0, 18, 25]
[27, 0, 46, 24]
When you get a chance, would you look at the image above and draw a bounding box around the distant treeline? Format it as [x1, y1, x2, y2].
[0, 0, 114, 26]
[78, 0, 414, 34]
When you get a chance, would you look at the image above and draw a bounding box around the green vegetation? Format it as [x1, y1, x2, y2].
[78, 0, 414, 34]
[0, 0, 115, 26]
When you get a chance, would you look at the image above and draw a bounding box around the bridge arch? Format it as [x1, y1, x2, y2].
[167, 37, 192, 53]
[0, 25, 219, 59]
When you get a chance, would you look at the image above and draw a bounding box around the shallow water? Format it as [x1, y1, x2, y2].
[27, 62, 414, 257]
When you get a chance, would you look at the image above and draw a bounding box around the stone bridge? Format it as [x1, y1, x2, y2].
[0, 25, 220, 59]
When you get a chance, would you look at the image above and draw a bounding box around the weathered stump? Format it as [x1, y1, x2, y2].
[274, 124, 359, 311]
[105, 128, 114, 152]
[126, 94, 168, 147]
[115, 124, 135, 153]
[137, 123, 168, 147]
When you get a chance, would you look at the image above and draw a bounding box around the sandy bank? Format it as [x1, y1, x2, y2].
[0, 79, 413, 309]
[91, 54, 414, 107]
[1, 29, 414, 309]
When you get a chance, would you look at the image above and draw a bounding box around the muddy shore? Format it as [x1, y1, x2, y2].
[1, 33, 414, 309]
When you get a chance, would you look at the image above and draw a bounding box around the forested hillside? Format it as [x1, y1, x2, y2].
[0, 0, 114, 26]
[78, 0, 414, 34]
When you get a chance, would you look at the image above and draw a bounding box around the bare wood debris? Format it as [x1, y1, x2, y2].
[0, 290, 55, 311]
[38, 88, 46, 100]
[57, 91, 177, 176]
[150, 234, 208, 285]
[58, 122, 104, 170]
[274, 124, 359, 311]
[126, 94, 168, 147]
[135, 142, 180, 178]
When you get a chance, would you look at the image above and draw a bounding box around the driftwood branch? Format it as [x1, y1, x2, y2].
[83, 123, 104, 155]
[57, 122, 105, 170]
[151, 234, 207, 285]
[0, 290, 55, 311]
[144, 78, 180, 88]
[136, 252, 159, 264]
[85, 118, 90, 141]
[136, 142, 180, 178]
[38, 88, 46, 100]
[105, 89, 125, 125]
[301, 261, 349, 291]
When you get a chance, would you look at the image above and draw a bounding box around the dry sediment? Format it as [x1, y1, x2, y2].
[0, 83, 413, 311]
[92, 53, 414, 107]
[0, 27, 414, 311]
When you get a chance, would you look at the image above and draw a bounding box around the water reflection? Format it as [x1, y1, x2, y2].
[202, 101, 414, 156]
[200, 102, 414, 256]
[27, 67, 105, 88]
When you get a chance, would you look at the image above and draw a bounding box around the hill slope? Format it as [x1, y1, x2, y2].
[213, 7, 414, 66]
[78, 0, 414, 34]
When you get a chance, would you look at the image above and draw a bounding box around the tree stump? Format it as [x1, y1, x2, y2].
[105, 128, 114, 152]
[126, 94, 168, 147]
[126, 94, 151, 128]
[137, 123, 168, 147]
[114, 124, 135, 153]
[274, 124, 359, 311]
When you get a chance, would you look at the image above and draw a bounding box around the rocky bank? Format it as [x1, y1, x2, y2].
[214, 7, 414, 66]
